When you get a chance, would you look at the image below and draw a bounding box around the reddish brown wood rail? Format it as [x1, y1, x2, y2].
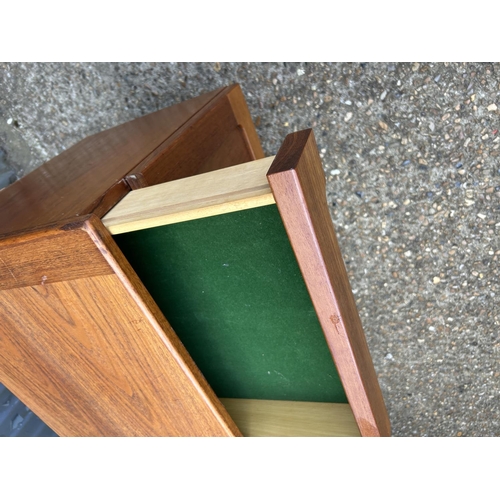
[267, 129, 391, 437]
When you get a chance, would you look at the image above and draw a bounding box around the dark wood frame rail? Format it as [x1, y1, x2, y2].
[0, 84, 390, 436]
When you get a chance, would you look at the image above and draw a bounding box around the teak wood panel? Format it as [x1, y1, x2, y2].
[0, 84, 264, 237]
[0, 88, 224, 236]
[125, 84, 265, 188]
[267, 129, 391, 437]
[0, 217, 240, 436]
[194, 126, 256, 177]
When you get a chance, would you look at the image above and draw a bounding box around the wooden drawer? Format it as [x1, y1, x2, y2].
[0, 86, 390, 437]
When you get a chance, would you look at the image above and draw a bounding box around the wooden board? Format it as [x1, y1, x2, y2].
[220, 399, 360, 437]
[267, 129, 391, 437]
[125, 84, 265, 188]
[0, 217, 240, 436]
[102, 157, 275, 234]
[0, 88, 223, 235]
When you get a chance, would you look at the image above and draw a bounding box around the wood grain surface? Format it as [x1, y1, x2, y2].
[103, 157, 275, 234]
[0, 85, 390, 437]
[0, 87, 224, 235]
[0, 220, 111, 290]
[220, 398, 360, 437]
[0, 216, 241, 436]
[124, 84, 264, 188]
[194, 126, 256, 177]
[226, 85, 264, 159]
[267, 129, 391, 437]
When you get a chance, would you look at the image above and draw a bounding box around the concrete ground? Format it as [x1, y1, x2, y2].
[0, 62, 499, 437]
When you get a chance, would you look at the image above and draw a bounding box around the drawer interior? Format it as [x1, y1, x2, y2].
[114, 204, 347, 404]
[105, 158, 360, 436]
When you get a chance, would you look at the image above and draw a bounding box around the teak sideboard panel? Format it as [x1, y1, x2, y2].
[125, 84, 264, 188]
[0, 84, 259, 236]
[0, 218, 240, 436]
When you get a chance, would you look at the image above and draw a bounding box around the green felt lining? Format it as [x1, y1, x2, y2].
[114, 204, 347, 403]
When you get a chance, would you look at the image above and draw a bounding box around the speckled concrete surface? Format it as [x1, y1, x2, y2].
[1, 62, 499, 436]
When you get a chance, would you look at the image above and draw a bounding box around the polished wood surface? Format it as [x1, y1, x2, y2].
[221, 398, 360, 437]
[125, 84, 265, 188]
[195, 126, 256, 177]
[267, 129, 391, 437]
[226, 85, 264, 159]
[0, 88, 224, 236]
[0, 83, 390, 437]
[103, 157, 275, 234]
[0, 216, 241, 436]
[0, 221, 110, 289]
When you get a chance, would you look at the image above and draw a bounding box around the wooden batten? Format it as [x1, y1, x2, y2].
[220, 399, 360, 437]
[102, 157, 276, 234]
[267, 129, 391, 437]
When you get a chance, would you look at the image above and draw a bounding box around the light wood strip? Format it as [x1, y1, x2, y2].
[220, 398, 361, 437]
[102, 156, 276, 234]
